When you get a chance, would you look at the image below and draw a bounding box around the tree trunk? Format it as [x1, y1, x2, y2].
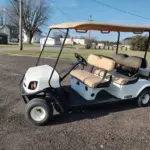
[26, 32, 33, 44]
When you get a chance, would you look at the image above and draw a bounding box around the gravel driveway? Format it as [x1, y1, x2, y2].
[0, 54, 150, 150]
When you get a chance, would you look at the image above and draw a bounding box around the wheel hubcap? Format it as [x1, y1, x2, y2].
[30, 106, 46, 121]
[141, 94, 150, 104]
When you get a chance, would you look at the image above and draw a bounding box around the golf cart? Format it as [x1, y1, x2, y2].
[20, 22, 150, 126]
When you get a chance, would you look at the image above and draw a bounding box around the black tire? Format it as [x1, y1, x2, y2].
[137, 89, 150, 107]
[25, 98, 53, 126]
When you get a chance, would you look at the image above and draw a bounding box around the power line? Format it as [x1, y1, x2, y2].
[46, 0, 71, 20]
[91, 0, 150, 21]
[55, 6, 71, 20]
[43, 0, 73, 35]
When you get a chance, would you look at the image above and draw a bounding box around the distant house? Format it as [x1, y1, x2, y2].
[23, 29, 42, 43]
[120, 37, 133, 50]
[0, 33, 8, 44]
[97, 43, 104, 48]
[73, 38, 86, 45]
[122, 37, 133, 45]
[112, 44, 131, 50]
[60, 38, 86, 45]
[40, 37, 61, 46]
[0, 25, 19, 42]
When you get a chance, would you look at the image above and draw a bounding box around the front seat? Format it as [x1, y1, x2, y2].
[70, 54, 116, 88]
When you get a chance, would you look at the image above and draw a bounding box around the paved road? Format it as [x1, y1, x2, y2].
[0, 54, 150, 150]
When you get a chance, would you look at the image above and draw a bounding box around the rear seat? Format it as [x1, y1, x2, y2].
[107, 71, 137, 85]
[94, 69, 137, 85]
[94, 54, 147, 85]
[138, 68, 150, 79]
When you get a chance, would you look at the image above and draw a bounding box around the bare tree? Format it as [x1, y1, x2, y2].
[9, 0, 52, 44]
[0, 8, 8, 25]
[0, 9, 4, 25]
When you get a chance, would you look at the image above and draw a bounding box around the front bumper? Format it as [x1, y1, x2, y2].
[20, 85, 26, 95]
[20, 84, 29, 103]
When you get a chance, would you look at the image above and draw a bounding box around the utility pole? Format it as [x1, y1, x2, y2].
[14, 0, 23, 50]
[19, 0, 23, 50]
[88, 15, 94, 40]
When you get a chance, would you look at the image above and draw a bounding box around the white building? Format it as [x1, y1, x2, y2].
[40, 37, 61, 46]
[0, 25, 18, 42]
[74, 38, 86, 45]
[97, 43, 104, 47]
[40, 37, 86, 47]
[23, 29, 42, 43]
[60, 38, 86, 45]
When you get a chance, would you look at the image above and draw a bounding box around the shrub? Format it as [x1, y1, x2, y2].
[130, 35, 148, 51]
[85, 39, 92, 49]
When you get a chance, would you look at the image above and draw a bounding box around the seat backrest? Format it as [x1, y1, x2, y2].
[112, 54, 147, 77]
[87, 54, 115, 71]
[112, 54, 128, 65]
[123, 56, 147, 69]
[113, 54, 147, 69]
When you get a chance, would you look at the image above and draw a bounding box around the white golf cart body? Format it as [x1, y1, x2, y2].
[23, 65, 60, 94]
[70, 76, 150, 100]
[23, 53, 150, 102]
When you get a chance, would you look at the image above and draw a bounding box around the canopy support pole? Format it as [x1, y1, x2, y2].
[144, 31, 150, 59]
[116, 32, 120, 54]
[49, 29, 69, 86]
[36, 29, 51, 66]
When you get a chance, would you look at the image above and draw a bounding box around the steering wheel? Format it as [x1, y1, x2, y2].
[74, 53, 87, 66]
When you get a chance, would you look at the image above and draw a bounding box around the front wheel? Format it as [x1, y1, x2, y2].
[25, 98, 53, 126]
[137, 89, 150, 107]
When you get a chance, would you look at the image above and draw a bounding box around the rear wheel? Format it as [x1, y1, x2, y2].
[137, 89, 150, 107]
[25, 98, 53, 126]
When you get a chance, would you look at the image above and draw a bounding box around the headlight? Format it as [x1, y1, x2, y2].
[28, 81, 38, 90]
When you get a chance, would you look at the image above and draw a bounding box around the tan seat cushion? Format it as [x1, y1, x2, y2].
[94, 69, 110, 77]
[111, 72, 132, 85]
[70, 70, 105, 88]
[94, 69, 135, 85]
[87, 54, 115, 71]
[70, 70, 94, 82]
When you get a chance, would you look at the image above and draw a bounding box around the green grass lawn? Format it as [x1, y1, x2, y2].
[0, 43, 39, 47]
[1, 48, 150, 67]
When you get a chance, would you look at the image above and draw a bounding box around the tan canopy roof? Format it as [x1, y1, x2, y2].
[49, 22, 150, 32]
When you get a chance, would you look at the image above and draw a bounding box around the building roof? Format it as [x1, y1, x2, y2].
[0, 24, 17, 29]
[49, 22, 150, 32]
[0, 33, 8, 36]
[123, 37, 133, 41]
